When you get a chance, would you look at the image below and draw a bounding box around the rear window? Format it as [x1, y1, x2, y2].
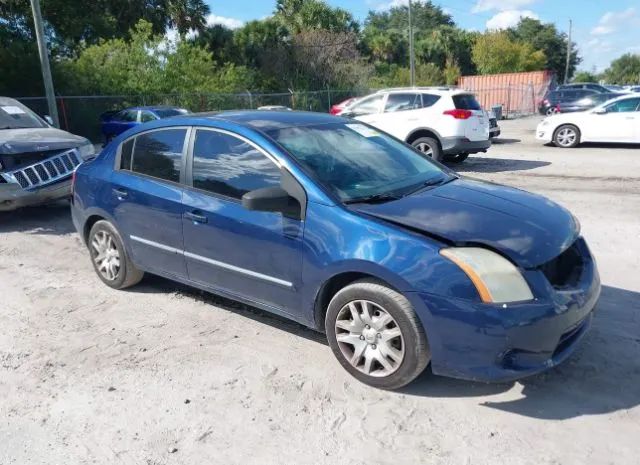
[453, 94, 481, 110]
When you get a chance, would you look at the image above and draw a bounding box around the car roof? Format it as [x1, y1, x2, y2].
[181, 110, 350, 132]
[0, 96, 22, 106]
[125, 105, 186, 111]
[374, 87, 469, 95]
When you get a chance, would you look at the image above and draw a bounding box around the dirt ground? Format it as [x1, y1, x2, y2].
[1, 116, 639, 465]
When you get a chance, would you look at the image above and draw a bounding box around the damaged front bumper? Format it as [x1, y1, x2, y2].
[0, 178, 72, 211]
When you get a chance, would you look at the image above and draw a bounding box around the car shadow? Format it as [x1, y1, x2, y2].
[0, 202, 75, 235]
[452, 157, 551, 173]
[491, 138, 522, 144]
[401, 285, 640, 420]
[579, 142, 640, 150]
[128, 274, 328, 346]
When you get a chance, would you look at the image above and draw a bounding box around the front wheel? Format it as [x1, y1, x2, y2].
[88, 220, 144, 289]
[411, 137, 442, 162]
[553, 124, 581, 148]
[325, 279, 430, 390]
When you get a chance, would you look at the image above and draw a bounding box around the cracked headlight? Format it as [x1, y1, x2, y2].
[440, 247, 534, 304]
[77, 141, 96, 160]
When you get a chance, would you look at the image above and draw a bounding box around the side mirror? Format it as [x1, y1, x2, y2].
[340, 111, 356, 118]
[593, 107, 607, 115]
[242, 186, 300, 218]
[44, 115, 54, 125]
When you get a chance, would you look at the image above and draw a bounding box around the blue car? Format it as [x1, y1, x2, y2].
[100, 106, 189, 142]
[71, 111, 600, 389]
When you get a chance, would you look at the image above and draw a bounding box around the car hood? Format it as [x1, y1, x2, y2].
[350, 177, 579, 268]
[0, 127, 87, 155]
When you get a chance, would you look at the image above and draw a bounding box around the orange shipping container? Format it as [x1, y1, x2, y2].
[458, 70, 555, 118]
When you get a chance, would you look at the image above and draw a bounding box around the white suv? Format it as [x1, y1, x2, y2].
[339, 87, 491, 162]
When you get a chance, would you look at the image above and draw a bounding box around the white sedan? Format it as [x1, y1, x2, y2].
[536, 94, 640, 148]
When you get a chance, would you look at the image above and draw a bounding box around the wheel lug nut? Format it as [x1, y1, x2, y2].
[377, 333, 381, 338]
[371, 344, 377, 349]
[359, 335, 365, 340]
[365, 325, 370, 329]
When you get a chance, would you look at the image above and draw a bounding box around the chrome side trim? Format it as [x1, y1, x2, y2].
[130, 235, 182, 254]
[129, 235, 293, 288]
[184, 251, 293, 288]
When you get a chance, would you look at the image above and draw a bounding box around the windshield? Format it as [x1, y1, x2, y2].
[267, 122, 451, 202]
[0, 102, 46, 129]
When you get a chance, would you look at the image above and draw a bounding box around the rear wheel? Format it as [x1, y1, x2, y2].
[411, 137, 442, 162]
[553, 124, 581, 148]
[88, 220, 144, 289]
[325, 279, 430, 390]
[546, 106, 559, 116]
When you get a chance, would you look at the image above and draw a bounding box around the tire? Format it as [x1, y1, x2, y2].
[411, 137, 443, 162]
[546, 107, 559, 116]
[88, 220, 144, 289]
[445, 153, 469, 163]
[325, 279, 430, 390]
[553, 124, 581, 148]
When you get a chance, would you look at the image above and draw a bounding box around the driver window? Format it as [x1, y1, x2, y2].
[606, 98, 640, 113]
[140, 111, 157, 123]
[348, 94, 384, 116]
[384, 93, 422, 112]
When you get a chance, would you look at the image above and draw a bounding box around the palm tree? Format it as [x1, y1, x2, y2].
[165, 0, 210, 36]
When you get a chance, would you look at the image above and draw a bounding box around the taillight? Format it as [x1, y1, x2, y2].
[443, 109, 473, 119]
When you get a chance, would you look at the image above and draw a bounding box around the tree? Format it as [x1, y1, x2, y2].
[274, 0, 359, 34]
[472, 31, 546, 74]
[603, 54, 640, 84]
[508, 18, 580, 82]
[165, 0, 210, 36]
[572, 70, 600, 83]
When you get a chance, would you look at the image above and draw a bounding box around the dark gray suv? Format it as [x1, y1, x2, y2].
[0, 97, 95, 211]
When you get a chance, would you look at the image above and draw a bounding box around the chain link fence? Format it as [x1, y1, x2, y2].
[17, 90, 360, 142]
[17, 84, 546, 143]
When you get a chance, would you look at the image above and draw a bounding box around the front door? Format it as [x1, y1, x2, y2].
[181, 128, 304, 315]
[587, 97, 640, 142]
[110, 127, 189, 279]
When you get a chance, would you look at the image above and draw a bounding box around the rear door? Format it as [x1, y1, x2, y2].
[181, 128, 304, 315]
[452, 93, 489, 141]
[110, 127, 189, 278]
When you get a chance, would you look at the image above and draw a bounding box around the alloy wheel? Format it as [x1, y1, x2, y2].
[414, 142, 434, 157]
[334, 300, 405, 377]
[556, 127, 577, 147]
[91, 230, 121, 281]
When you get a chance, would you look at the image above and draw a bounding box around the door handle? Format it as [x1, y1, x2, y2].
[112, 188, 128, 199]
[185, 211, 208, 224]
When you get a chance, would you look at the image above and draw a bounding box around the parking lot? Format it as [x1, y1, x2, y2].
[1, 116, 639, 465]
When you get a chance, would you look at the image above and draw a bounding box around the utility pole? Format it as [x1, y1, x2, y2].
[564, 19, 572, 84]
[29, 0, 59, 127]
[408, 0, 415, 87]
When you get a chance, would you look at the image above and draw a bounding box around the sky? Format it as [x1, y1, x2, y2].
[204, 0, 640, 72]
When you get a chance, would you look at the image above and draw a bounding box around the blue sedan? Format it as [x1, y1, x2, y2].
[100, 106, 189, 142]
[71, 111, 600, 389]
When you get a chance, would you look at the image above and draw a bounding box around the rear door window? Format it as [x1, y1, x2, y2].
[421, 94, 441, 108]
[453, 94, 481, 110]
[129, 128, 187, 183]
[140, 111, 157, 123]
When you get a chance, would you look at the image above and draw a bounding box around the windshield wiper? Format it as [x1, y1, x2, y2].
[344, 192, 402, 205]
[403, 175, 455, 196]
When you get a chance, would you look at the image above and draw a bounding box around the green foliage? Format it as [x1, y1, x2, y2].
[603, 54, 640, 85]
[274, 0, 359, 33]
[369, 63, 443, 88]
[507, 18, 580, 82]
[58, 21, 255, 96]
[472, 31, 546, 75]
[572, 71, 600, 83]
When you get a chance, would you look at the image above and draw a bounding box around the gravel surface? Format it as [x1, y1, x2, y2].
[1, 116, 639, 465]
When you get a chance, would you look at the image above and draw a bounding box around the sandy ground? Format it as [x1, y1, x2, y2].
[1, 116, 639, 465]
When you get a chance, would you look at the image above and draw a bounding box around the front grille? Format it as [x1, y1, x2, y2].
[539, 240, 584, 289]
[2, 149, 81, 190]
